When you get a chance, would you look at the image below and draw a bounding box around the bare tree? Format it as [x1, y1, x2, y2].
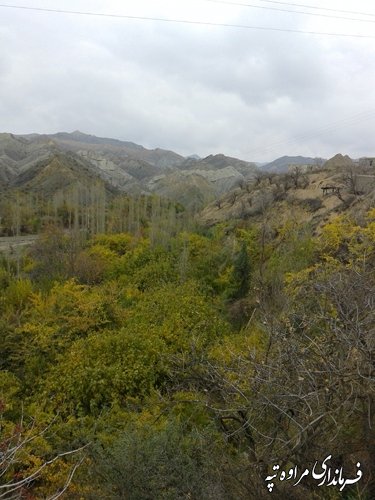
[342, 169, 360, 195]
[289, 166, 303, 188]
[168, 260, 375, 498]
[228, 192, 238, 207]
[0, 414, 87, 499]
[289, 166, 309, 189]
[254, 171, 266, 187]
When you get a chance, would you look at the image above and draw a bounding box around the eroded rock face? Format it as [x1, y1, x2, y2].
[0, 133, 55, 184]
[0, 132, 258, 209]
[180, 166, 244, 195]
[147, 171, 215, 211]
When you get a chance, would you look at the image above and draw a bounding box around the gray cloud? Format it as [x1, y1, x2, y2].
[0, 0, 374, 161]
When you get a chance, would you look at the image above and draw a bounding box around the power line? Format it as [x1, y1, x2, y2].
[257, 0, 375, 18]
[245, 110, 375, 157]
[246, 110, 375, 156]
[203, 0, 375, 24]
[0, 3, 374, 39]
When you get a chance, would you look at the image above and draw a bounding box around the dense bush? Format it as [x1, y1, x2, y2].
[0, 210, 374, 498]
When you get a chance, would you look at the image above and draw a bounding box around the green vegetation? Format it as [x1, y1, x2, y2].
[0, 203, 374, 499]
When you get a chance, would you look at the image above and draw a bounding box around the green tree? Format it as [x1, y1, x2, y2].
[89, 419, 231, 500]
[227, 240, 251, 300]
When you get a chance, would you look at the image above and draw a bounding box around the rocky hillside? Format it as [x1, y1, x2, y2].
[0, 133, 57, 184]
[0, 132, 257, 209]
[200, 153, 375, 230]
[28, 131, 186, 169]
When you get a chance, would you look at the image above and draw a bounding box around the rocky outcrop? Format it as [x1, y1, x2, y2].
[324, 153, 354, 170]
[199, 153, 375, 227]
[0, 132, 259, 209]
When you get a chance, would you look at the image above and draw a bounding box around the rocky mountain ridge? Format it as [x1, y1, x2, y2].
[0, 132, 258, 209]
[1, 132, 373, 217]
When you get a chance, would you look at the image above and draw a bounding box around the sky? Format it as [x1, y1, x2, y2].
[0, 0, 374, 162]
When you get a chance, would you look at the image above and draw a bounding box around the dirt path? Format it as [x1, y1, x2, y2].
[0, 235, 38, 254]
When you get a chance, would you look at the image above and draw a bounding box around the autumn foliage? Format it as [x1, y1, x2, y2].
[0, 208, 374, 498]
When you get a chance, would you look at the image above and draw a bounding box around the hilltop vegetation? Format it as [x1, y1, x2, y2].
[201, 153, 375, 228]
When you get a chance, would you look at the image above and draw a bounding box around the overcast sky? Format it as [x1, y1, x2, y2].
[0, 0, 374, 161]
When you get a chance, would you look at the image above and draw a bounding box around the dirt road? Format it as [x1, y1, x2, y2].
[0, 235, 38, 254]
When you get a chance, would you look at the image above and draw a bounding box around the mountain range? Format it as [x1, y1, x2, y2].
[0, 131, 375, 243]
[260, 155, 325, 173]
[0, 131, 260, 209]
[3, 131, 373, 218]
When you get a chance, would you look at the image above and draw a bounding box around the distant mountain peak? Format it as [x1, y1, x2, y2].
[71, 130, 87, 136]
[262, 155, 325, 173]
